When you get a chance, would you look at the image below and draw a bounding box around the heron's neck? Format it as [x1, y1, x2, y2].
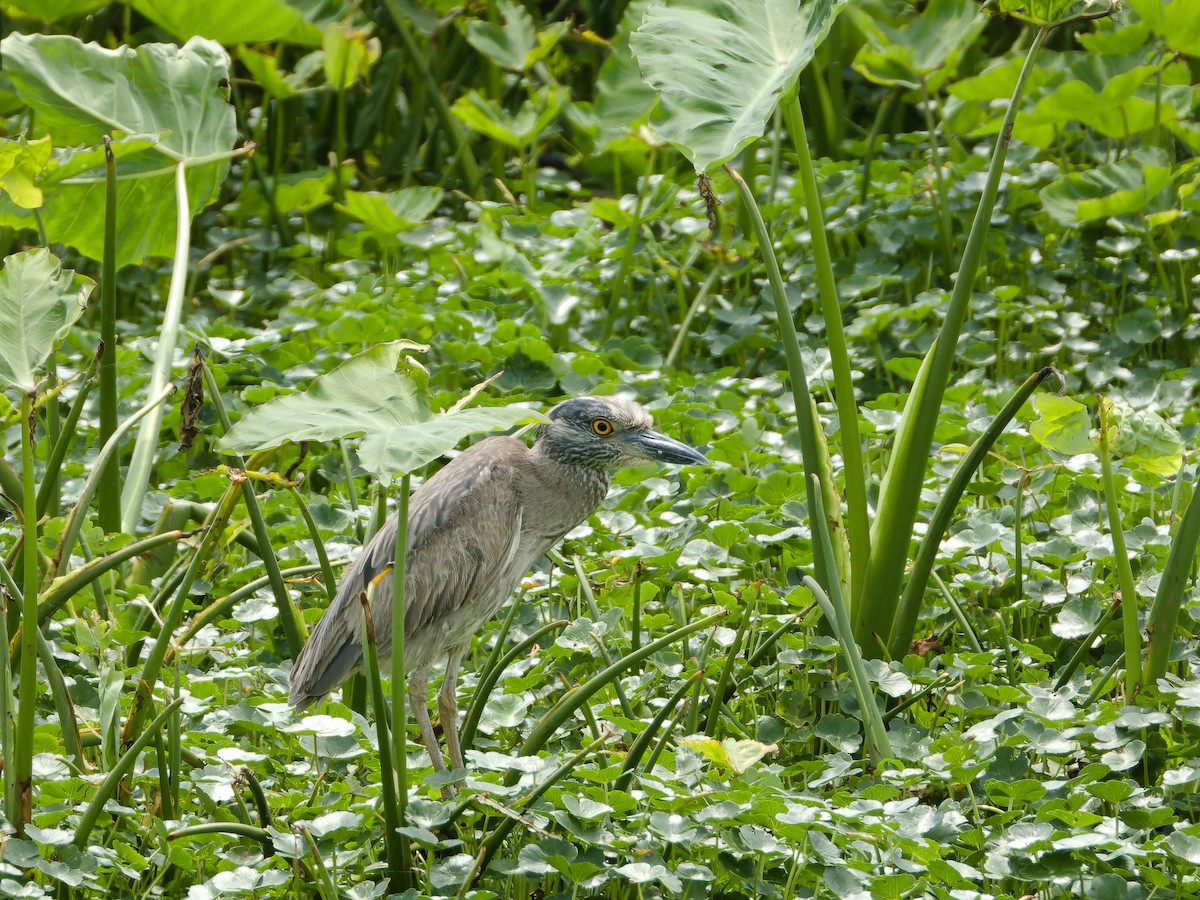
[525, 445, 611, 540]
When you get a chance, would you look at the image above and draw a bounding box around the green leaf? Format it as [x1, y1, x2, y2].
[1041, 154, 1173, 225]
[0, 34, 239, 267]
[1125, 0, 1200, 56]
[130, 0, 322, 45]
[1109, 405, 1184, 477]
[0, 0, 106, 22]
[338, 187, 444, 236]
[1029, 394, 1093, 456]
[631, 0, 848, 172]
[219, 343, 547, 478]
[462, 0, 568, 72]
[451, 86, 566, 150]
[0, 136, 51, 209]
[851, 0, 987, 92]
[323, 22, 381, 90]
[0, 249, 93, 394]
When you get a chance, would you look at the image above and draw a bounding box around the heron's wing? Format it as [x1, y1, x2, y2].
[288, 438, 526, 708]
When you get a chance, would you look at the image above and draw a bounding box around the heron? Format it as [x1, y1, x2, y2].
[289, 396, 706, 773]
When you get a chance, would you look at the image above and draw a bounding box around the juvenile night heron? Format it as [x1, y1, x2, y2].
[289, 396, 706, 772]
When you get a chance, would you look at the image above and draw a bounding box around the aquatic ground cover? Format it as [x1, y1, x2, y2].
[1, 0, 1199, 896]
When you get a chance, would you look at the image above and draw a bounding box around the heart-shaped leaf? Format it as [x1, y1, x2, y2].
[631, 0, 848, 173]
[0, 34, 239, 266]
[220, 343, 547, 478]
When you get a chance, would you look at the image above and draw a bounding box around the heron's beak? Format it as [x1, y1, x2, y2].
[622, 429, 708, 466]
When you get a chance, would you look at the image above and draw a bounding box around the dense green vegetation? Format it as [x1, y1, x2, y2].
[1, 0, 1199, 896]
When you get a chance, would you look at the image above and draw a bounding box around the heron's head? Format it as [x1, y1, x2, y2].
[537, 396, 707, 471]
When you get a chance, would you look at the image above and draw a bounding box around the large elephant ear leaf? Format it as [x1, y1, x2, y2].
[0, 33, 238, 266]
[630, 0, 848, 173]
[220, 342, 546, 479]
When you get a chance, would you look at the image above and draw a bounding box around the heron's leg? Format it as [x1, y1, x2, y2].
[407, 666, 445, 772]
[438, 649, 466, 772]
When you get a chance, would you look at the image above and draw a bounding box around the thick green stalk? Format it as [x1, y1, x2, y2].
[853, 26, 1051, 650]
[15, 393, 39, 834]
[514, 610, 728, 772]
[1143, 476, 1200, 687]
[36, 350, 101, 520]
[98, 137, 120, 533]
[123, 481, 238, 745]
[0, 557, 13, 820]
[888, 367, 1053, 657]
[725, 164, 832, 593]
[783, 97, 869, 604]
[1097, 398, 1142, 700]
[50, 383, 175, 586]
[121, 163, 192, 533]
[360, 592, 412, 891]
[806, 477, 891, 762]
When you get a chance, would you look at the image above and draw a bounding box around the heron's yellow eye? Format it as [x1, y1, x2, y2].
[592, 418, 614, 436]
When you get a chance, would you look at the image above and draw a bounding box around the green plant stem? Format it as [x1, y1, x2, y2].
[1143, 473, 1200, 688]
[724, 164, 831, 594]
[460, 618, 569, 753]
[121, 162, 192, 533]
[360, 592, 412, 891]
[614, 671, 704, 793]
[380, 0, 482, 194]
[783, 96, 869, 604]
[201, 356, 304, 656]
[50, 383, 177, 586]
[15, 392, 39, 835]
[888, 367, 1053, 656]
[512, 610, 728, 779]
[1097, 397, 1142, 700]
[919, 78, 955, 276]
[123, 479, 239, 745]
[854, 25, 1051, 650]
[98, 137, 120, 533]
[75, 696, 185, 848]
[665, 268, 719, 369]
[36, 350, 101, 520]
[805, 475, 892, 763]
[0, 557, 13, 820]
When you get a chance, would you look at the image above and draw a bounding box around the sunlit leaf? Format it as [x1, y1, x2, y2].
[130, 0, 322, 45]
[1029, 394, 1093, 456]
[452, 86, 566, 150]
[323, 22, 381, 90]
[0, 0, 106, 21]
[1109, 405, 1184, 477]
[338, 188, 444, 236]
[0, 136, 51, 209]
[462, 0, 568, 72]
[1040, 155, 1174, 225]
